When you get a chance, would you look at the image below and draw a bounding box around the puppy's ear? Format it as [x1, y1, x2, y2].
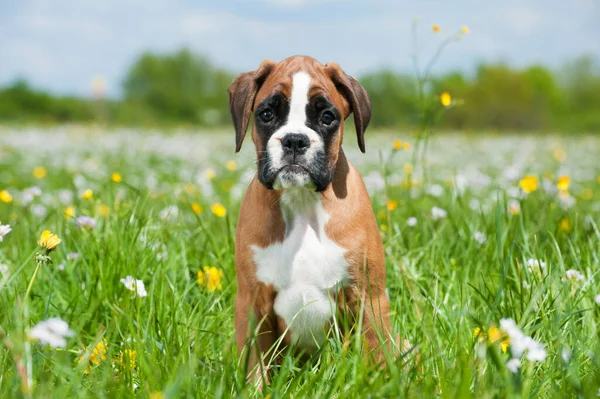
[325, 62, 372, 153]
[227, 59, 276, 152]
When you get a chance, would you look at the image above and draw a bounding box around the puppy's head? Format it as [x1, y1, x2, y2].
[228, 56, 371, 192]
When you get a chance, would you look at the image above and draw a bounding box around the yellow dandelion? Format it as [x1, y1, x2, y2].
[119, 349, 137, 369]
[211, 203, 227, 218]
[197, 266, 224, 292]
[380, 224, 388, 232]
[403, 142, 411, 150]
[519, 175, 538, 194]
[111, 172, 122, 183]
[205, 168, 216, 180]
[393, 140, 402, 150]
[79, 340, 108, 374]
[81, 189, 93, 200]
[191, 202, 203, 215]
[97, 204, 110, 217]
[64, 205, 76, 219]
[38, 230, 61, 252]
[387, 200, 398, 211]
[404, 163, 414, 175]
[432, 24, 440, 33]
[474, 326, 509, 353]
[461, 26, 470, 34]
[440, 92, 452, 107]
[559, 218, 572, 233]
[33, 166, 47, 179]
[226, 160, 238, 171]
[557, 176, 570, 192]
[0, 190, 13, 203]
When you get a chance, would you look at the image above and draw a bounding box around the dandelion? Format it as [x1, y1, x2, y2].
[38, 230, 61, 252]
[558, 218, 572, 233]
[191, 202, 204, 215]
[440, 92, 452, 107]
[403, 142, 410, 150]
[507, 199, 521, 215]
[519, 175, 538, 194]
[562, 269, 585, 283]
[0, 222, 11, 242]
[111, 172, 122, 183]
[28, 318, 74, 348]
[380, 224, 388, 231]
[119, 349, 137, 369]
[393, 140, 402, 150]
[33, 166, 47, 179]
[211, 203, 227, 218]
[81, 189, 93, 200]
[461, 26, 469, 34]
[473, 231, 487, 245]
[557, 175, 570, 191]
[75, 216, 97, 230]
[64, 205, 76, 219]
[474, 326, 510, 353]
[197, 266, 224, 292]
[226, 160, 238, 171]
[432, 24, 440, 33]
[79, 340, 108, 373]
[120, 276, 147, 297]
[0, 190, 13, 203]
[407, 217, 418, 227]
[431, 206, 447, 220]
[387, 200, 398, 211]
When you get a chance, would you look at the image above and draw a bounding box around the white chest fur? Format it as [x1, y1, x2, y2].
[251, 190, 349, 349]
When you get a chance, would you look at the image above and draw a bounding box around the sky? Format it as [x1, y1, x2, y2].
[1, 0, 598, 98]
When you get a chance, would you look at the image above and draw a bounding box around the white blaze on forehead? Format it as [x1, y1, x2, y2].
[288, 72, 311, 125]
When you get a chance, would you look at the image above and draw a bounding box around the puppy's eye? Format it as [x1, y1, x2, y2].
[320, 111, 336, 126]
[259, 109, 274, 122]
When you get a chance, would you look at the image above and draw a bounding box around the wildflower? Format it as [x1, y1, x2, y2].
[380, 224, 388, 231]
[120, 276, 147, 297]
[403, 142, 411, 150]
[67, 252, 80, 260]
[407, 217, 417, 227]
[473, 231, 487, 245]
[526, 258, 546, 271]
[507, 358, 521, 373]
[558, 191, 576, 209]
[38, 230, 62, 252]
[0, 264, 8, 275]
[387, 200, 398, 211]
[557, 176, 570, 191]
[0, 190, 13, 203]
[211, 203, 227, 218]
[205, 168, 216, 180]
[431, 206, 447, 220]
[191, 202, 204, 215]
[75, 216, 97, 230]
[81, 189, 93, 200]
[403, 163, 414, 175]
[393, 140, 402, 150]
[32, 205, 47, 218]
[33, 166, 47, 179]
[474, 326, 510, 353]
[79, 340, 108, 373]
[226, 160, 238, 171]
[159, 205, 179, 222]
[64, 205, 76, 219]
[562, 269, 584, 283]
[119, 349, 137, 369]
[440, 92, 451, 107]
[558, 218, 572, 233]
[184, 183, 197, 194]
[507, 199, 520, 216]
[519, 175, 538, 194]
[500, 318, 546, 362]
[595, 295, 600, 305]
[562, 348, 571, 362]
[461, 26, 469, 34]
[432, 24, 440, 33]
[28, 318, 74, 348]
[553, 148, 567, 162]
[0, 222, 11, 242]
[425, 184, 443, 197]
[111, 172, 122, 183]
[98, 204, 110, 217]
[197, 266, 224, 292]
[22, 186, 42, 204]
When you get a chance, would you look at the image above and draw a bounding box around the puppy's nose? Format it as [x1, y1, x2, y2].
[281, 133, 310, 155]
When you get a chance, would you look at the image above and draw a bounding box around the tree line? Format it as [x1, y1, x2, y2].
[1, 49, 598, 132]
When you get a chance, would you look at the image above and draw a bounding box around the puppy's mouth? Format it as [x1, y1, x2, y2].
[278, 164, 309, 175]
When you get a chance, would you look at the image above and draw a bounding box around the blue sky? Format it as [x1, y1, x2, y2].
[1, 0, 598, 98]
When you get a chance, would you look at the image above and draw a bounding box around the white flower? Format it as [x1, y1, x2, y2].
[562, 269, 585, 283]
[526, 258, 546, 271]
[0, 222, 12, 242]
[468, 199, 481, 211]
[561, 348, 571, 362]
[507, 199, 521, 215]
[28, 318, 74, 348]
[500, 318, 546, 362]
[120, 276, 147, 297]
[159, 205, 179, 222]
[525, 339, 547, 362]
[507, 358, 521, 373]
[58, 189, 74, 205]
[0, 263, 9, 275]
[407, 217, 418, 227]
[22, 186, 42, 204]
[431, 206, 447, 220]
[558, 191, 576, 209]
[31, 204, 47, 218]
[594, 294, 600, 305]
[75, 215, 97, 230]
[473, 231, 487, 245]
[425, 184, 444, 197]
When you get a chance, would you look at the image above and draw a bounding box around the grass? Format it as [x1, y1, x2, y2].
[0, 127, 599, 398]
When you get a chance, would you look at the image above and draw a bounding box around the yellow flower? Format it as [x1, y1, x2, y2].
[226, 160, 238, 171]
[403, 142, 411, 150]
[81, 189, 93, 200]
[557, 176, 570, 192]
[119, 349, 137, 369]
[432, 24, 440, 33]
[0, 190, 13, 203]
[33, 166, 47, 179]
[461, 26, 470, 34]
[377, 210, 386, 221]
[440, 92, 452, 107]
[380, 224, 388, 232]
[205, 168, 216, 180]
[393, 140, 402, 150]
[553, 148, 567, 162]
[211, 203, 227, 218]
[474, 326, 509, 353]
[111, 172, 122, 183]
[191, 202, 203, 215]
[79, 340, 108, 374]
[387, 200, 398, 211]
[403, 163, 414, 175]
[64, 205, 76, 219]
[519, 175, 538, 194]
[559, 218, 572, 233]
[97, 204, 110, 217]
[197, 266, 224, 292]
[38, 230, 61, 251]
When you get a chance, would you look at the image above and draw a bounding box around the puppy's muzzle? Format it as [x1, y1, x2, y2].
[281, 133, 310, 158]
